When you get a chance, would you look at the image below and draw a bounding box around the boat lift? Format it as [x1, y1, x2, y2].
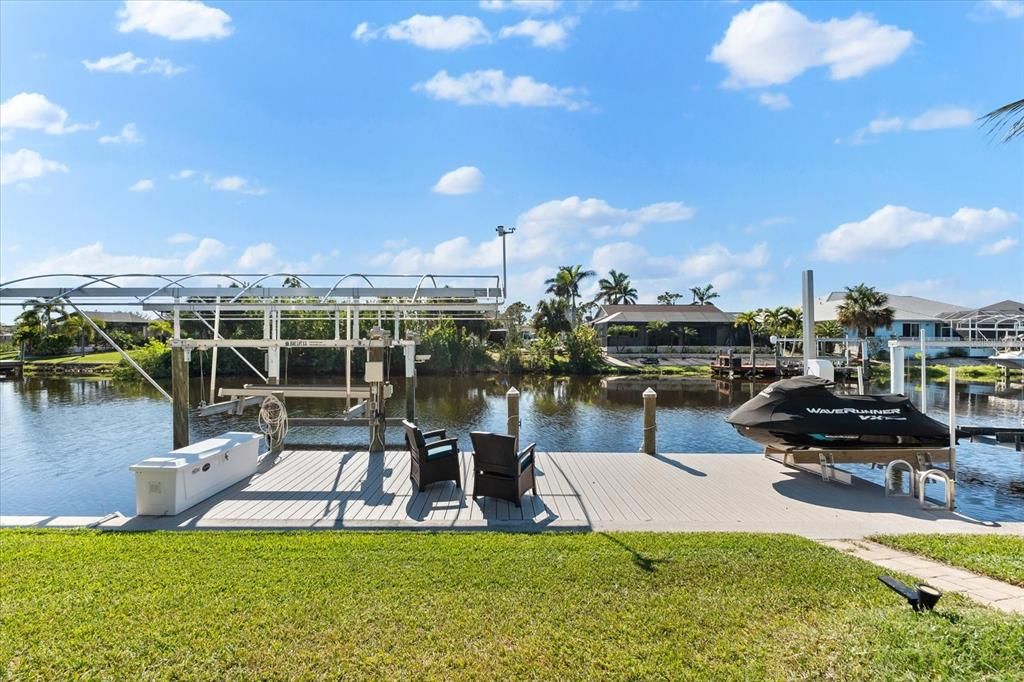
[0, 272, 504, 452]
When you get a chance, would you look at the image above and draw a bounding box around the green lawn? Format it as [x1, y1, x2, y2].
[2, 531, 1021, 680]
[872, 534, 1024, 587]
[26, 351, 123, 365]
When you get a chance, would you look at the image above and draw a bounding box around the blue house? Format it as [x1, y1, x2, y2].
[813, 292, 968, 355]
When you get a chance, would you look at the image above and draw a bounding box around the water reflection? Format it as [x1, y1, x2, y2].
[0, 373, 1021, 520]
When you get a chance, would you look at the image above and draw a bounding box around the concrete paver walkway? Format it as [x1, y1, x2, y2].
[824, 539, 1024, 614]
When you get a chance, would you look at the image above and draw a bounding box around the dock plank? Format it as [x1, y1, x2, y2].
[102, 450, 1024, 538]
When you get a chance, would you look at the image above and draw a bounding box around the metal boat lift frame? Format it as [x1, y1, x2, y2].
[0, 272, 504, 451]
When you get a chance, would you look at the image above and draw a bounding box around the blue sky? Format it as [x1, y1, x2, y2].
[1, 0, 1022, 315]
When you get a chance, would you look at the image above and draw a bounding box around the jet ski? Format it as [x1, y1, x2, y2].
[725, 375, 952, 450]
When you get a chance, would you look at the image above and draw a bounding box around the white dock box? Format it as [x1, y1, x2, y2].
[806, 359, 835, 382]
[130, 432, 263, 516]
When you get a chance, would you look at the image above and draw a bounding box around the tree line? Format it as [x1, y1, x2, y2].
[527, 265, 721, 336]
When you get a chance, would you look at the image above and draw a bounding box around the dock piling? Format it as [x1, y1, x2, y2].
[642, 387, 657, 454]
[507, 386, 520, 449]
[171, 347, 190, 449]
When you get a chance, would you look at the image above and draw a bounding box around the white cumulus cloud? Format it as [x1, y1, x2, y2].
[0, 93, 97, 135]
[480, 0, 560, 12]
[129, 178, 154, 192]
[757, 92, 792, 110]
[588, 240, 770, 302]
[117, 0, 232, 40]
[99, 123, 142, 144]
[709, 2, 913, 88]
[498, 17, 578, 48]
[977, 236, 1019, 255]
[414, 69, 587, 110]
[432, 166, 485, 195]
[376, 195, 694, 274]
[841, 106, 976, 144]
[167, 232, 196, 244]
[12, 239, 226, 279]
[978, 1, 1024, 19]
[212, 175, 266, 195]
[0, 149, 69, 185]
[353, 15, 490, 50]
[907, 107, 976, 130]
[816, 205, 1020, 261]
[170, 169, 196, 180]
[83, 51, 185, 76]
[238, 242, 277, 269]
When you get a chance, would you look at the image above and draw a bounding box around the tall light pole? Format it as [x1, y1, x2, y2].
[496, 225, 515, 300]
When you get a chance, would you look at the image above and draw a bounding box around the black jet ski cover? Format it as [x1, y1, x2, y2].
[725, 375, 952, 449]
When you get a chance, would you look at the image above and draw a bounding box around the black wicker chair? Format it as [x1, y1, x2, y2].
[403, 420, 461, 492]
[469, 431, 537, 507]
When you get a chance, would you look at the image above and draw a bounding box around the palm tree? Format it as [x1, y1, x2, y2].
[734, 310, 760, 367]
[576, 300, 599, 323]
[656, 291, 682, 305]
[980, 98, 1024, 143]
[12, 312, 44, 358]
[780, 306, 802, 336]
[596, 270, 638, 305]
[531, 298, 571, 335]
[62, 314, 105, 353]
[689, 283, 719, 306]
[836, 284, 895, 339]
[545, 265, 596, 325]
[23, 298, 67, 335]
[148, 319, 174, 341]
[760, 307, 784, 337]
[646, 319, 672, 345]
[815, 320, 845, 354]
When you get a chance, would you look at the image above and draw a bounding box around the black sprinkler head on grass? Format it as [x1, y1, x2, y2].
[879, 576, 942, 612]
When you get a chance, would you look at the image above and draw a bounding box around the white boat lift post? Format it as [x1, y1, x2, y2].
[919, 328, 927, 414]
[888, 336, 1016, 399]
[801, 270, 816, 374]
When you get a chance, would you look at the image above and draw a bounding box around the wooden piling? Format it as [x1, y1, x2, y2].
[171, 346, 189, 450]
[642, 387, 657, 455]
[404, 344, 416, 422]
[507, 386, 520, 448]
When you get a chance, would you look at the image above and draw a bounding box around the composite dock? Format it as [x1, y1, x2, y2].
[11, 450, 1019, 538]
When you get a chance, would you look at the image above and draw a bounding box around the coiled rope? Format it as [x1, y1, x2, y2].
[258, 394, 288, 451]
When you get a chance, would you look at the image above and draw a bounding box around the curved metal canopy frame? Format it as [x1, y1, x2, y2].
[228, 273, 314, 303]
[139, 273, 248, 302]
[42, 274, 174, 304]
[320, 273, 376, 303]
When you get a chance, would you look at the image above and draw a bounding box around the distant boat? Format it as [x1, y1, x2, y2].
[990, 349, 1024, 368]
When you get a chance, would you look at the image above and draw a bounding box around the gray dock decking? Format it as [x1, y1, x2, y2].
[85, 450, 1023, 537]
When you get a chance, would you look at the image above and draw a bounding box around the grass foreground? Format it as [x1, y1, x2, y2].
[2, 531, 1022, 680]
[872, 534, 1024, 587]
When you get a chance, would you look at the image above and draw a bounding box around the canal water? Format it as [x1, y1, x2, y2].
[1, 374, 1021, 520]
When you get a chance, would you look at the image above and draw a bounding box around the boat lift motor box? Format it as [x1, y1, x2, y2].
[130, 432, 263, 516]
[806, 359, 835, 382]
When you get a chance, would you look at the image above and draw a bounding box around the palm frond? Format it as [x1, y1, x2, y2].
[979, 98, 1024, 142]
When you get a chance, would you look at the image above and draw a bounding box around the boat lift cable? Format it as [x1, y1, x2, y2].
[198, 350, 206, 406]
[61, 299, 172, 402]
